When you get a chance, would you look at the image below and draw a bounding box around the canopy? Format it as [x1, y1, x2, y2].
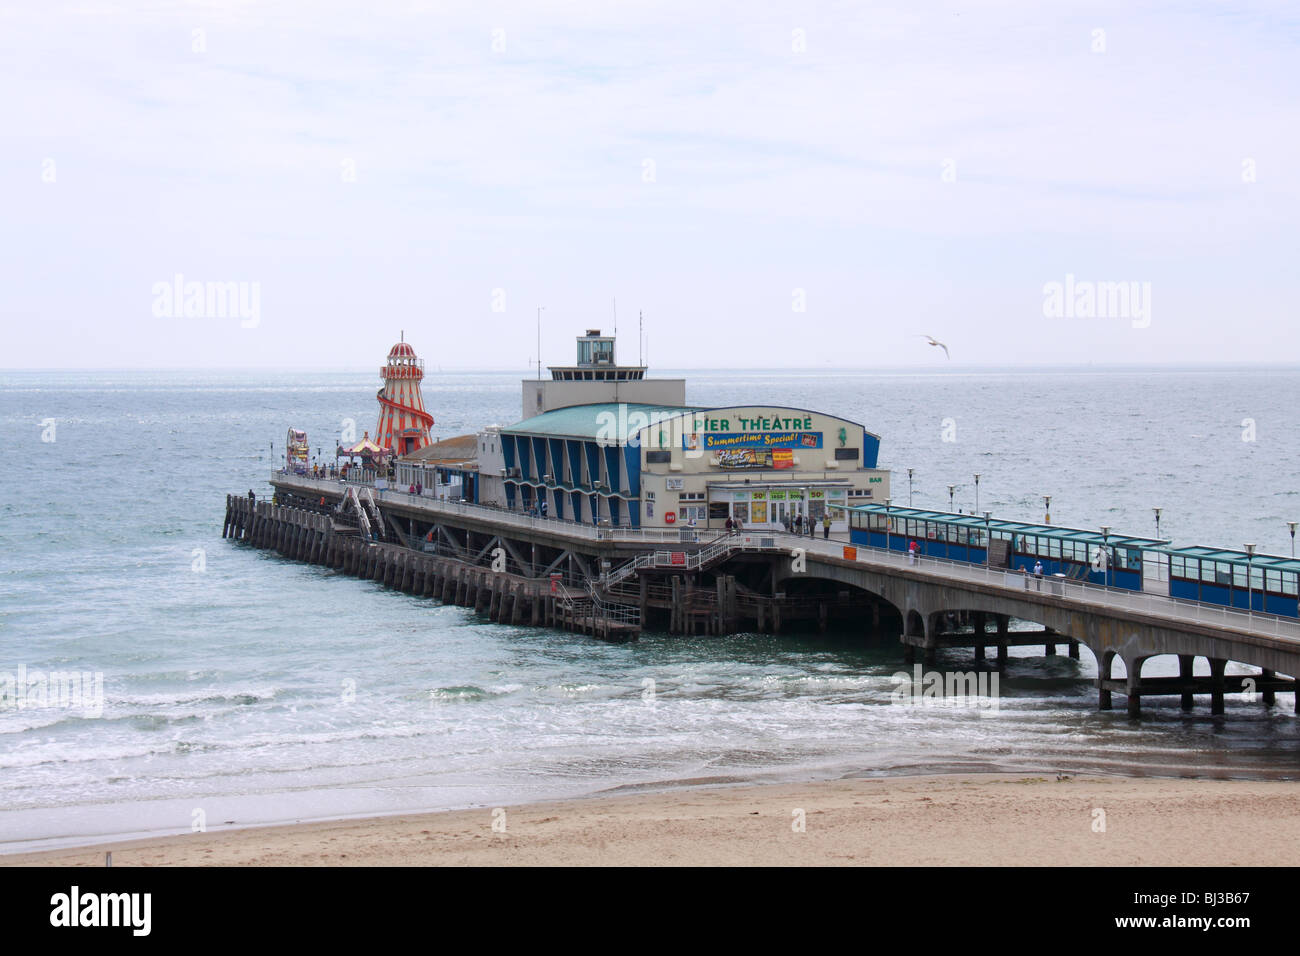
[340, 432, 385, 458]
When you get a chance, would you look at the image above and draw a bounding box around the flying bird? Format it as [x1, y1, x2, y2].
[915, 334, 950, 358]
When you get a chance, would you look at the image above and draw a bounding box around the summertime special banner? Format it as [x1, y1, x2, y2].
[684, 431, 823, 451]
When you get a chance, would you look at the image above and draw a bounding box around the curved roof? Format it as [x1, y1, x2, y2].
[844, 503, 1169, 549]
[505, 403, 698, 442]
[387, 342, 417, 358]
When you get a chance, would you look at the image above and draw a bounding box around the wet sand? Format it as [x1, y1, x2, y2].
[8, 773, 1300, 866]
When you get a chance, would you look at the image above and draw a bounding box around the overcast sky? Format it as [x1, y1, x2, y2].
[2, 1, 1297, 369]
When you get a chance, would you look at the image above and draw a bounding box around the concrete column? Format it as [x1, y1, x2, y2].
[1124, 656, 1143, 718]
[1044, 627, 1056, 657]
[1178, 654, 1195, 711]
[1098, 651, 1114, 711]
[1209, 657, 1227, 715]
[1068, 641, 1080, 659]
[1261, 669, 1276, 707]
[995, 615, 1008, 667]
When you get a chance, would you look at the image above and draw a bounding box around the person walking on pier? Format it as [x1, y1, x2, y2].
[822, 512, 831, 539]
[725, 516, 734, 533]
[540, 499, 548, 519]
[1034, 560, 1044, 579]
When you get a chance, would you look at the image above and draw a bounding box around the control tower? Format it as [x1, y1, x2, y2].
[521, 329, 685, 418]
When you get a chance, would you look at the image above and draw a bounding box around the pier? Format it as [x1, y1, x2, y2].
[226, 472, 1300, 718]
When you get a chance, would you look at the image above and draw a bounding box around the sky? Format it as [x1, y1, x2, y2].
[1, 0, 1298, 369]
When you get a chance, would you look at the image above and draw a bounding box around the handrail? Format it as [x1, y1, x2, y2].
[340, 486, 373, 540]
[270, 470, 1300, 643]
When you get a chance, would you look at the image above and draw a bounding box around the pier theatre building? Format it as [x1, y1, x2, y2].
[398, 329, 890, 532]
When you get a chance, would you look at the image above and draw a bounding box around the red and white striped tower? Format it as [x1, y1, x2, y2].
[375, 334, 434, 456]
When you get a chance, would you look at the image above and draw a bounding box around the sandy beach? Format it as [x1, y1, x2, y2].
[8, 773, 1300, 866]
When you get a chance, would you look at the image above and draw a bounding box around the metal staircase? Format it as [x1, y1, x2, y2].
[339, 486, 374, 540]
[603, 534, 741, 587]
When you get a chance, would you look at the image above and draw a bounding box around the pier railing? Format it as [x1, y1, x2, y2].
[271, 470, 1300, 642]
[801, 536, 1300, 643]
[274, 471, 708, 544]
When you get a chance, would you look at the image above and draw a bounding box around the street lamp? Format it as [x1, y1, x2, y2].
[1100, 526, 1111, 588]
[536, 306, 546, 380]
[1289, 522, 1297, 559]
[1244, 543, 1256, 619]
[974, 473, 981, 514]
[983, 510, 992, 567]
[908, 468, 914, 507]
[885, 498, 892, 554]
[1153, 507, 1162, 540]
[1043, 495, 1052, 525]
[947, 484, 956, 512]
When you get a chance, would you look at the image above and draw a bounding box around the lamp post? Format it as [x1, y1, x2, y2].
[1100, 526, 1111, 588]
[536, 306, 546, 380]
[1289, 522, 1297, 559]
[983, 510, 992, 567]
[1153, 507, 1162, 540]
[1244, 543, 1256, 620]
[885, 498, 892, 555]
[1043, 495, 1052, 525]
[908, 468, 914, 507]
[947, 484, 956, 512]
[973, 473, 981, 514]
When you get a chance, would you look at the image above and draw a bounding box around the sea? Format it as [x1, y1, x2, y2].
[3, 365, 1299, 854]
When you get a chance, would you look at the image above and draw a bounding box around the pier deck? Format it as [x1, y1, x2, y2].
[236, 472, 1300, 716]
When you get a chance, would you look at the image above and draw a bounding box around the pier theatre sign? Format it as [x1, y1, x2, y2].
[683, 414, 823, 469]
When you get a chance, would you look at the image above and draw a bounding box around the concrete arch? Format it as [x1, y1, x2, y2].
[776, 552, 1300, 716]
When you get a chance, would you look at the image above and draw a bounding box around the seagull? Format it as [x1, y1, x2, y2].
[915, 334, 949, 358]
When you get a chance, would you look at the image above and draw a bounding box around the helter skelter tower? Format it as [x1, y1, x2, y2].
[375, 333, 434, 456]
